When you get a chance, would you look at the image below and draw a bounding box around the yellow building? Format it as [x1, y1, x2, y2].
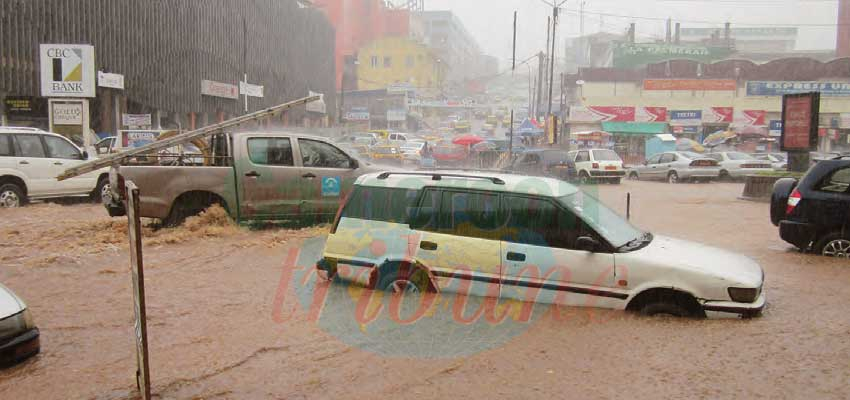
[356, 37, 443, 91]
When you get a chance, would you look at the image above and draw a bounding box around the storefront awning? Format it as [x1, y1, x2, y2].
[601, 122, 667, 135]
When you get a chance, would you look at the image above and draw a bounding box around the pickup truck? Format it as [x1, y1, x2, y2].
[106, 131, 382, 226]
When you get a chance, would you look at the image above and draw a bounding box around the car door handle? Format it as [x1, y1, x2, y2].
[245, 171, 260, 177]
[53, 161, 63, 166]
[19, 161, 29, 165]
[506, 252, 526, 262]
[302, 173, 317, 179]
[420, 241, 438, 251]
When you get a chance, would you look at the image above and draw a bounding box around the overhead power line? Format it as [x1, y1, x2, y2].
[556, 6, 843, 27]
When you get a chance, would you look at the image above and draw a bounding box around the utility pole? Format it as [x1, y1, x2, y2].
[547, 7, 557, 117]
[509, 11, 517, 159]
[536, 51, 545, 119]
[544, 16, 551, 112]
[512, 11, 517, 72]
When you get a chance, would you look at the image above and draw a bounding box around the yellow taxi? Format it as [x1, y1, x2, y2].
[370, 145, 403, 164]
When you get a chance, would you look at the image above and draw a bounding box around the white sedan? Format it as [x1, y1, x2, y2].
[0, 283, 39, 367]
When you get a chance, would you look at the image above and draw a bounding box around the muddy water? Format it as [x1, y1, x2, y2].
[1, 182, 849, 399]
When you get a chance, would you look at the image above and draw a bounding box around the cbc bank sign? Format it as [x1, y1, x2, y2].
[40, 44, 96, 98]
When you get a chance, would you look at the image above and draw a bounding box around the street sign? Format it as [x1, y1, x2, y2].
[40, 44, 96, 97]
[306, 91, 326, 114]
[201, 80, 239, 99]
[781, 92, 819, 152]
[239, 81, 265, 98]
[126, 181, 152, 400]
[98, 71, 125, 90]
[122, 114, 152, 127]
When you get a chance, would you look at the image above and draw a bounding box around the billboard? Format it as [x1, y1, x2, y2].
[702, 107, 734, 123]
[613, 42, 732, 68]
[635, 107, 667, 122]
[746, 81, 850, 97]
[569, 106, 635, 122]
[733, 110, 767, 126]
[644, 79, 737, 91]
[40, 44, 96, 98]
[781, 92, 819, 152]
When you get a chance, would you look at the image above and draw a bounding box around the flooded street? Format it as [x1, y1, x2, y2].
[1, 181, 849, 399]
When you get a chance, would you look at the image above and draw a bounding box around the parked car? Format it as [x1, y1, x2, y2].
[105, 132, 381, 226]
[0, 283, 40, 367]
[94, 136, 117, 156]
[771, 157, 850, 257]
[754, 153, 788, 171]
[506, 149, 575, 182]
[628, 151, 720, 184]
[568, 149, 625, 184]
[387, 132, 409, 146]
[705, 152, 772, 180]
[0, 127, 111, 207]
[432, 143, 467, 167]
[318, 171, 765, 318]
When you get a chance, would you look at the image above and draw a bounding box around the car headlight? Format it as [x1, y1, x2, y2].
[0, 309, 31, 340]
[728, 287, 760, 303]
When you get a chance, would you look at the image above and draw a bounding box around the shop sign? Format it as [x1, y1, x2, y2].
[51, 102, 84, 125]
[613, 42, 732, 68]
[97, 71, 125, 90]
[122, 114, 152, 127]
[120, 130, 163, 149]
[569, 105, 635, 122]
[702, 107, 734, 124]
[4, 96, 47, 117]
[840, 113, 850, 129]
[40, 44, 96, 98]
[781, 92, 819, 152]
[201, 80, 239, 99]
[670, 110, 702, 126]
[345, 107, 370, 121]
[635, 106, 667, 122]
[747, 81, 850, 97]
[672, 126, 700, 134]
[769, 120, 783, 137]
[733, 109, 767, 126]
[386, 109, 406, 122]
[644, 79, 737, 91]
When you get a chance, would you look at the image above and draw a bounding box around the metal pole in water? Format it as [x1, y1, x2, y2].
[627, 192, 631, 220]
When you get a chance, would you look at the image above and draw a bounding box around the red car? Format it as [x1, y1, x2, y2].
[432, 143, 468, 167]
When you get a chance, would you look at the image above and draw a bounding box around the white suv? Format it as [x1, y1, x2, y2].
[317, 171, 765, 318]
[568, 149, 625, 184]
[0, 127, 110, 207]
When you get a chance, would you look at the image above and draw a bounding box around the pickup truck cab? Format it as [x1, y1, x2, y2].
[106, 131, 382, 225]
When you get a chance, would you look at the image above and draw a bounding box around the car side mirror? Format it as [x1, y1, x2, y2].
[576, 236, 600, 252]
[349, 158, 359, 169]
[81, 150, 89, 160]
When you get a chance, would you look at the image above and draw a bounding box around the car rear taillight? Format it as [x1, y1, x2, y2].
[786, 188, 802, 216]
[592, 162, 599, 169]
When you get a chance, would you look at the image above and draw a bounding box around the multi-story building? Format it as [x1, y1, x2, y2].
[355, 37, 443, 93]
[412, 11, 487, 88]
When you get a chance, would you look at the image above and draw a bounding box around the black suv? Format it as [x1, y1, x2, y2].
[504, 149, 576, 182]
[771, 158, 850, 257]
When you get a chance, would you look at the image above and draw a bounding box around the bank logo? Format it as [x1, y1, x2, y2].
[322, 177, 341, 197]
[40, 44, 96, 98]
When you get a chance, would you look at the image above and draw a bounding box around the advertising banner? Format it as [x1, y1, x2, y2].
[635, 106, 668, 122]
[769, 120, 783, 137]
[613, 42, 732, 68]
[40, 44, 96, 98]
[345, 106, 370, 121]
[644, 79, 737, 91]
[747, 81, 850, 97]
[702, 107, 734, 123]
[569, 106, 635, 122]
[4, 96, 47, 117]
[670, 110, 703, 126]
[733, 109, 767, 126]
[120, 130, 163, 149]
[781, 92, 819, 152]
[122, 114, 152, 127]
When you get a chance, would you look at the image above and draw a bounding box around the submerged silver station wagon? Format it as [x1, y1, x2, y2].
[317, 171, 765, 318]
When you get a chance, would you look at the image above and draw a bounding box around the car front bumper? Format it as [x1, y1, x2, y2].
[0, 327, 40, 367]
[779, 220, 816, 250]
[702, 292, 766, 318]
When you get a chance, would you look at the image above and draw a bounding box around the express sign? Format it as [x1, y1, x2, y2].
[40, 44, 96, 98]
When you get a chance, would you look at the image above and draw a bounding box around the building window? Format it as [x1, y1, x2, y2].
[406, 55, 414, 68]
[371, 56, 378, 68]
[384, 56, 392, 68]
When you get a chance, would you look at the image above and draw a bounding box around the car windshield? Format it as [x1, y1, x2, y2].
[727, 152, 756, 161]
[558, 192, 645, 248]
[592, 149, 620, 161]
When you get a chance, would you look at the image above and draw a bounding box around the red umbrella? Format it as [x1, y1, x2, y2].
[452, 134, 485, 146]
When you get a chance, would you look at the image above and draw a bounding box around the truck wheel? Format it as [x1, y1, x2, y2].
[376, 262, 432, 294]
[163, 192, 224, 227]
[0, 183, 25, 208]
[92, 177, 111, 204]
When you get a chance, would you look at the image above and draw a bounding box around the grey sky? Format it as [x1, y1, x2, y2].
[425, 0, 839, 67]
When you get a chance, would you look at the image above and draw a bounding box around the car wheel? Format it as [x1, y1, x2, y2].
[377, 263, 431, 294]
[93, 177, 111, 204]
[719, 170, 730, 181]
[667, 171, 679, 184]
[640, 302, 691, 317]
[579, 171, 591, 185]
[628, 172, 639, 180]
[815, 232, 850, 258]
[0, 183, 26, 208]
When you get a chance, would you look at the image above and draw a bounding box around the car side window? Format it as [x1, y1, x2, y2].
[12, 134, 46, 158]
[299, 139, 351, 168]
[647, 154, 661, 164]
[43, 135, 83, 160]
[502, 195, 583, 249]
[438, 190, 502, 240]
[247, 137, 294, 166]
[0, 134, 11, 156]
[817, 167, 850, 194]
[707, 154, 722, 162]
[576, 151, 590, 162]
[659, 154, 674, 163]
[410, 188, 440, 230]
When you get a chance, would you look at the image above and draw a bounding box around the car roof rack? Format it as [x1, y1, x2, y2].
[376, 171, 506, 185]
